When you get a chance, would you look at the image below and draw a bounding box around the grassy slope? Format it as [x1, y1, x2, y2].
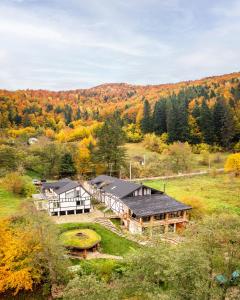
[58, 223, 140, 256]
[144, 174, 240, 215]
[125, 143, 229, 171]
[0, 188, 23, 219]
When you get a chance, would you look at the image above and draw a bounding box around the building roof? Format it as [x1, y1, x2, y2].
[42, 178, 79, 195]
[42, 178, 72, 190]
[55, 181, 79, 195]
[90, 175, 142, 199]
[121, 194, 192, 217]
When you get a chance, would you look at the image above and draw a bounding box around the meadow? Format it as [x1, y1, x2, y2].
[125, 142, 229, 172]
[0, 188, 24, 219]
[145, 174, 240, 215]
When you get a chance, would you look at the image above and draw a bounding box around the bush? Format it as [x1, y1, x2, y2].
[224, 153, 240, 176]
[143, 133, 168, 154]
[199, 150, 210, 166]
[162, 142, 192, 173]
[181, 196, 207, 219]
[192, 143, 210, 154]
[2, 172, 36, 197]
[123, 123, 143, 143]
[234, 142, 240, 152]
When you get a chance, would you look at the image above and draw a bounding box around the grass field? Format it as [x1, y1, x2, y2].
[125, 142, 229, 172]
[144, 174, 240, 215]
[0, 188, 24, 218]
[58, 223, 140, 256]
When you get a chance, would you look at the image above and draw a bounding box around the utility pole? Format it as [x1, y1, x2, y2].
[109, 163, 113, 176]
[129, 161, 132, 180]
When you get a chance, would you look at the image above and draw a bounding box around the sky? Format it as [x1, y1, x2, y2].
[0, 0, 240, 90]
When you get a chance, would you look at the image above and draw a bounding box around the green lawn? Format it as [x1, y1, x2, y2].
[144, 174, 240, 215]
[58, 223, 140, 256]
[0, 188, 24, 218]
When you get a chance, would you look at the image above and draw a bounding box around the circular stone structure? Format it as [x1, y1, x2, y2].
[60, 229, 101, 257]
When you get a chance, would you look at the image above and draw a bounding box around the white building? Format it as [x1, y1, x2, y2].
[86, 175, 191, 234]
[33, 178, 91, 216]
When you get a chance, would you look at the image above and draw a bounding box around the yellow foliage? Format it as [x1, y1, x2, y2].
[44, 128, 55, 139]
[75, 146, 91, 175]
[8, 127, 36, 138]
[0, 220, 42, 295]
[224, 153, 240, 176]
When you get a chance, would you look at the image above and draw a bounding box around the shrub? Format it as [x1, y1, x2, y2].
[181, 196, 207, 219]
[224, 153, 240, 176]
[162, 142, 192, 173]
[192, 143, 210, 154]
[143, 133, 168, 154]
[2, 172, 36, 197]
[123, 123, 143, 143]
[234, 142, 240, 152]
[199, 150, 210, 166]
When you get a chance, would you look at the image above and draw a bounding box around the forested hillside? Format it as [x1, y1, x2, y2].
[0, 72, 239, 148]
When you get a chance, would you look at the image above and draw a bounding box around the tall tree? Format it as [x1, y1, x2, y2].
[141, 100, 152, 133]
[153, 99, 167, 135]
[213, 99, 235, 147]
[199, 99, 215, 144]
[59, 153, 76, 178]
[96, 116, 126, 176]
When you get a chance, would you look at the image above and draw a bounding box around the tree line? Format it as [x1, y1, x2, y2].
[141, 85, 239, 148]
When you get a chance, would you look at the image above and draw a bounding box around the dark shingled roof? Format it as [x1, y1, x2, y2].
[42, 178, 79, 195]
[121, 194, 192, 217]
[42, 178, 72, 190]
[55, 181, 79, 195]
[90, 175, 142, 199]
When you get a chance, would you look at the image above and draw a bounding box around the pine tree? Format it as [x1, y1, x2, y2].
[166, 97, 178, 142]
[199, 99, 215, 144]
[96, 116, 126, 176]
[59, 153, 76, 178]
[213, 99, 235, 148]
[141, 100, 152, 133]
[75, 107, 81, 120]
[153, 99, 167, 135]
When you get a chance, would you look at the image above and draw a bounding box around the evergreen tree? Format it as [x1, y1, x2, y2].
[59, 153, 76, 178]
[141, 100, 152, 133]
[152, 99, 167, 135]
[199, 99, 215, 144]
[166, 96, 178, 142]
[213, 99, 235, 148]
[166, 95, 189, 142]
[75, 107, 81, 120]
[96, 116, 126, 176]
[64, 104, 73, 125]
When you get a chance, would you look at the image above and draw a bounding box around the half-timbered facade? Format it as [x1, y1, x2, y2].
[86, 175, 191, 234]
[33, 178, 91, 216]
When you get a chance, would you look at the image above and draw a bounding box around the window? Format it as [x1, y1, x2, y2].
[76, 200, 84, 206]
[53, 202, 60, 209]
[155, 214, 165, 220]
